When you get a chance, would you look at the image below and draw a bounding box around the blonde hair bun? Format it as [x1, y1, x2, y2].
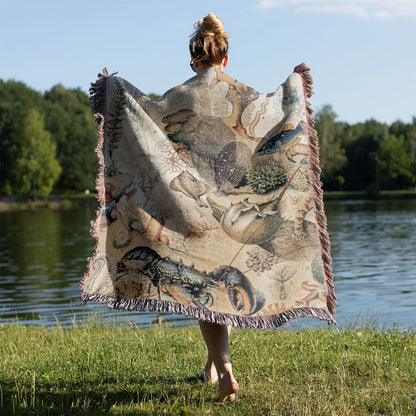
[189, 13, 229, 65]
[197, 12, 229, 39]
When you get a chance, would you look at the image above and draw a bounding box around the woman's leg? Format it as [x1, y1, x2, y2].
[200, 353, 218, 384]
[200, 325, 231, 383]
[199, 321, 239, 402]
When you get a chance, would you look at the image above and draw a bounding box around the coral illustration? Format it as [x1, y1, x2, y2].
[311, 254, 325, 284]
[246, 247, 278, 274]
[160, 142, 190, 173]
[276, 266, 296, 299]
[289, 166, 310, 192]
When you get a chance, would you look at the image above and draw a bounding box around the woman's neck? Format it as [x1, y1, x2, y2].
[195, 63, 223, 74]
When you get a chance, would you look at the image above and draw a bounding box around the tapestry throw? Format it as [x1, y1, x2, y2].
[80, 64, 336, 328]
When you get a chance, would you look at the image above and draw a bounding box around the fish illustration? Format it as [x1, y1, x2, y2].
[256, 121, 307, 158]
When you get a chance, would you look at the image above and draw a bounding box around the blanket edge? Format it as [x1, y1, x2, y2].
[80, 65, 337, 329]
[294, 63, 336, 315]
[80, 291, 337, 328]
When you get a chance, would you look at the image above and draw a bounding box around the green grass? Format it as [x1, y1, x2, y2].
[0, 321, 415, 415]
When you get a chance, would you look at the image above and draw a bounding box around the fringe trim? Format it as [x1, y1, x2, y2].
[80, 69, 113, 290]
[80, 290, 337, 329]
[80, 66, 337, 328]
[294, 63, 337, 315]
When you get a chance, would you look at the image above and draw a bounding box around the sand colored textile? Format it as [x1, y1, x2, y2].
[81, 64, 336, 328]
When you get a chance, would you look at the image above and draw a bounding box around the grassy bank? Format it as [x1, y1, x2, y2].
[0, 322, 414, 415]
[0, 190, 415, 211]
[323, 190, 416, 200]
[0, 194, 96, 211]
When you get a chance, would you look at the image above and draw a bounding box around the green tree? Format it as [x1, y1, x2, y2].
[147, 93, 160, 100]
[376, 135, 415, 189]
[10, 108, 61, 197]
[390, 118, 416, 181]
[44, 85, 97, 191]
[0, 80, 45, 194]
[341, 119, 388, 191]
[314, 105, 347, 188]
[0, 102, 20, 194]
[1, 77, 415, 195]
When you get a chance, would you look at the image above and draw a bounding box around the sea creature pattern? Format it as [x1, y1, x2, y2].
[81, 64, 336, 328]
[256, 121, 308, 157]
[117, 246, 261, 314]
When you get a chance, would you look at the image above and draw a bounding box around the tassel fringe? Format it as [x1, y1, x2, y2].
[80, 65, 337, 328]
[294, 63, 336, 315]
[80, 291, 337, 329]
[80, 69, 113, 290]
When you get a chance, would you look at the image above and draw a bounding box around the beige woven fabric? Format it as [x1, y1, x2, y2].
[81, 65, 336, 328]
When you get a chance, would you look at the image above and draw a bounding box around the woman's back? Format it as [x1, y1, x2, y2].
[82, 12, 335, 403]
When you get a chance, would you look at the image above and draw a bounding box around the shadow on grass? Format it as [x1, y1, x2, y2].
[1, 374, 208, 416]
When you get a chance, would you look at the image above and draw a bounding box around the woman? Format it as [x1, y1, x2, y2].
[188, 13, 239, 403]
[83, 11, 336, 406]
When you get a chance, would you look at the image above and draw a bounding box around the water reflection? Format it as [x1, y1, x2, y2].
[0, 199, 415, 329]
[324, 199, 416, 329]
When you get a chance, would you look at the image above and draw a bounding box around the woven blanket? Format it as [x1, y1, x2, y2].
[81, 64, 336, 328]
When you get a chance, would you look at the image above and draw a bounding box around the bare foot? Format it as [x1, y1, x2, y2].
[217, 392, 236, 403]
[200, 370, 219, 384]
[215, 373, 239, 403]
[199, 359, 218, 384]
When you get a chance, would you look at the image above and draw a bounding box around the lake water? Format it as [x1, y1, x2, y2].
[0, 198, 415, 330]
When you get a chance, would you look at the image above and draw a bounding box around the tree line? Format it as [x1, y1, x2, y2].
[0, 80, 415, 197]
[315, 105, 415, 191]
[0, 80, 97, 197]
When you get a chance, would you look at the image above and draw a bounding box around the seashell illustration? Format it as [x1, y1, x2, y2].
[220, 198, 284, 245]
[170, 171, 211, 207]
[206, 151, 304, 245]
[142, 217, 169, 245]
[83, 253, 117, 295]
[113, 225, 132, 249]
